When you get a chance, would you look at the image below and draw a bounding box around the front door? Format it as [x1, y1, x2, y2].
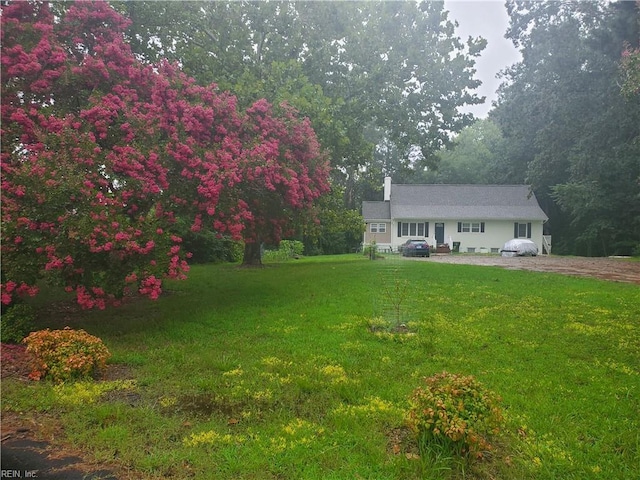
[435, 223, 445, 244]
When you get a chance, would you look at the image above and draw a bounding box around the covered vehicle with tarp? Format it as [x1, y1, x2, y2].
[500, 239, 538, 257]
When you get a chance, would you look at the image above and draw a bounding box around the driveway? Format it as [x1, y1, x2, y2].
[415, 255, 640, 285]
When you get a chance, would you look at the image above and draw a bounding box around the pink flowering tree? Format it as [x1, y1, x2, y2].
[235, 100, 330, 265]
[1, 1, 329, 308]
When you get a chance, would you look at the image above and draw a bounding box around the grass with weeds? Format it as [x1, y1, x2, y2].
[2, 254, 639, 479]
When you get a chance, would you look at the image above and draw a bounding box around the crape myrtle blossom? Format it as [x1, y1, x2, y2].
[1, 0, 329, 309]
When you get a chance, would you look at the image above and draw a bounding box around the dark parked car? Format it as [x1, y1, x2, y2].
[401, 239, 430, 257]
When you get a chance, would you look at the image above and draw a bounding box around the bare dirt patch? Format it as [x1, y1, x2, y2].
[1, 358, 139, 479]
[1, 411, 125, 480]
[420, 255, 640, 284]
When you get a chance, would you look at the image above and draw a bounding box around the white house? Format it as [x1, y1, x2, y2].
[362, 178, 549, 254]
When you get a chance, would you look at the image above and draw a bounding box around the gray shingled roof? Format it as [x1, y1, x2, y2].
[362, 201, 390, 220]
[364, 184, 548, 221]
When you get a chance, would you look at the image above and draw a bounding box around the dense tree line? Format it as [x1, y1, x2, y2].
[407, 1, 639, 256]
[124, 0, 637, 257]
[491, 0, 640, 256]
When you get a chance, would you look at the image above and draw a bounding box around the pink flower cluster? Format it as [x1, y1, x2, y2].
[75, 286, 108, 310]
[1, 282, 39, 305]
[1, 0, 329, 308]
[139, 275, 162, 300]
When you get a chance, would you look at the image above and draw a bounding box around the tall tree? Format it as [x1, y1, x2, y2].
[1, 0, 328, 307]
[118, 0, 487, 205]
[234, 99, 330, 265]
[493, 0, 640, 255]
[424, 119, 509, 185]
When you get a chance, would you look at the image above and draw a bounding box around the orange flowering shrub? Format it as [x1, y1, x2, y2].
[407, 371, 503, 458]
[23, 327, 111, 382]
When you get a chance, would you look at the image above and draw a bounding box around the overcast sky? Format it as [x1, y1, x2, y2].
[444, 0, 522, 118]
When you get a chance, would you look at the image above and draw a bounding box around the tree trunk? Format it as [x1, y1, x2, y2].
[242, 241, 263, 267]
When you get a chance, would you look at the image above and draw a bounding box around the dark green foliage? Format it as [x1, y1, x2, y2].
[181, 230, 243, 264]
[263, 240, 304, 262]
[313, 229, 363, 255]
[426, 120, 511, 185]
[493, 0, 640, 256]
[306, 187, 365, 254]
[1, 303, 36, 344]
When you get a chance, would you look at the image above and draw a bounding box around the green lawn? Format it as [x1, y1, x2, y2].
[3, 254, 639, 479]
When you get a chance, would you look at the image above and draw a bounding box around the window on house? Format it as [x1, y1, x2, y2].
[370, 223, 387, 233]
[514, 222, 532, 238]
[397, 222, 429, 238]
[457, 222, 485, 233]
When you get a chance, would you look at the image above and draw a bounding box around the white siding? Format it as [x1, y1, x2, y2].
[390, 220, 545, 253]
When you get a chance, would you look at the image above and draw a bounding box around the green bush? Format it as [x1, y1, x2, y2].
[279, 240, 304, 257]
[363, 241, 379, 260]
[23, 327, 111, 382]
[611, 240, 639, 257]
[406, 371, 504, 459]
[263, 240, 304, 262]
[182, 230, 243, 264]
[1, 303, 36, 343]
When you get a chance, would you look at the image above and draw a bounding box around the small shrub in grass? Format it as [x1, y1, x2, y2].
[364, 241, 381, 260]
[279, 240, 304, 257]
[264, 240, 305, 262]
[23, 327, 111, 382]
[407, 371, 504, 459]
[1, 303, 36, 343]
